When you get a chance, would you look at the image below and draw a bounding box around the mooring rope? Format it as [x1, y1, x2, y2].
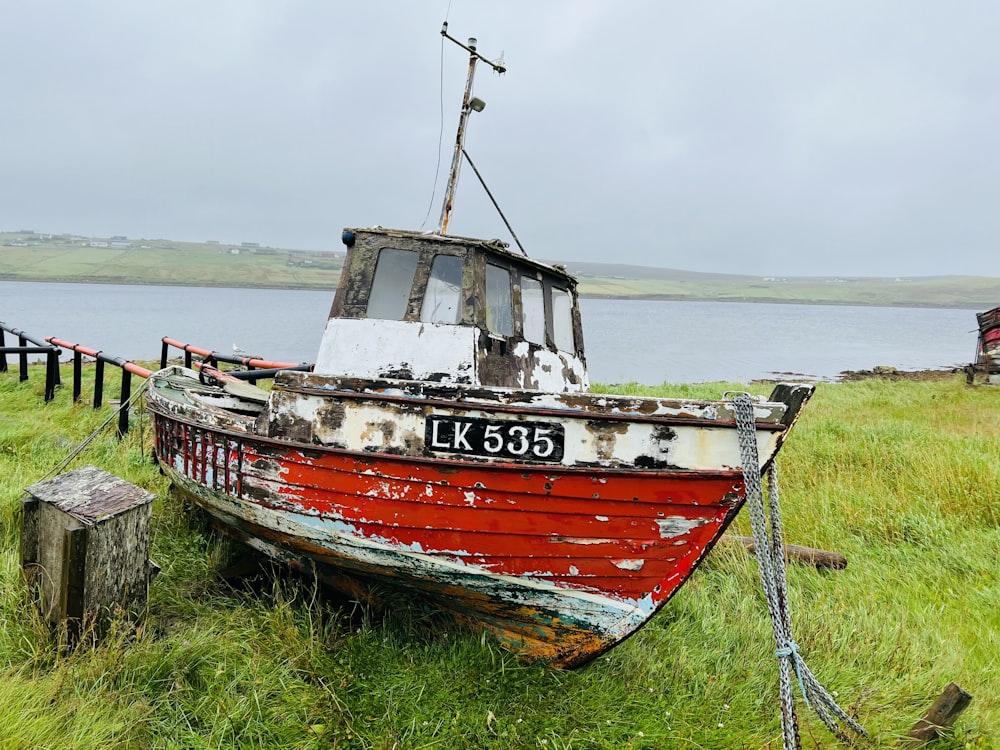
[39, 379, 150, 483]
[730, 393, 868, 749]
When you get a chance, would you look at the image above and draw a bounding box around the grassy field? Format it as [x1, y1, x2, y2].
[0, 235, 343, 291]
[0, 362, 997, 748]
[4, 230, 1000, 307]
[574, 274, 1000, 309]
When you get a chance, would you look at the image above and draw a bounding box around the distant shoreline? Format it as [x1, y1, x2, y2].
[0, 275, 989, 310]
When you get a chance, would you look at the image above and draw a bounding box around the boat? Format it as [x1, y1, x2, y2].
[147, 27, 815, 668]
[975, 306, 1000, 384]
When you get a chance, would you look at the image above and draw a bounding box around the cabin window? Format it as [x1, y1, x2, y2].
[420, 254, 463, 324]
[485, 264, 513, 336]
[367, 248, 419, 320]
[551, 286, 576, 352]
[521, 277, 545, 345]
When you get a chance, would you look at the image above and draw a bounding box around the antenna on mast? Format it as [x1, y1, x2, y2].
[437, 22, 506, 235]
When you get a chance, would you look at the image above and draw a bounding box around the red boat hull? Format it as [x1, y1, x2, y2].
[149, 369, 811, 667]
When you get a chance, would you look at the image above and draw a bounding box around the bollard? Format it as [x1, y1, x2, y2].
[21, 465, 156, 643]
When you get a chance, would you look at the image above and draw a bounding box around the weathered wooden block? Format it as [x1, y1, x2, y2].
[905, 682, 973, 744]
[21, 465, 156, 639]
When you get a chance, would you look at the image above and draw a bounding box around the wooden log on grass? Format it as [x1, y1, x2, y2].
[904, 682, 973, 744]
[733, 536, 848, 570]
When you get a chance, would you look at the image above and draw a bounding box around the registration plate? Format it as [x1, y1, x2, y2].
[425, 415, 565, 462]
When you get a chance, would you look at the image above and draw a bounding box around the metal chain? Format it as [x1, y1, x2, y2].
[731, 393, 868, 749]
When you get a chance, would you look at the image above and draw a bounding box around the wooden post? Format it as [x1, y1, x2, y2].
[20, 496, 39, 585]
[21, 466, 156, 642]
[61, 526, 88, 641]
[904, 683, 973, 744]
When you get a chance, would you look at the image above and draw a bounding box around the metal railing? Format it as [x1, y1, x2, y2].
[159, 337, 312, 383]
[0, 322, 62, 401]
[44, 338, 152, 437]
[2, 323, 313, 438]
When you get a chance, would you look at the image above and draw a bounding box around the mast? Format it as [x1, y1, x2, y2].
[437, 23, 505, 235]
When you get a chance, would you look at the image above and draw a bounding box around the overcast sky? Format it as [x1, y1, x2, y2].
[2, 1, 997, 277]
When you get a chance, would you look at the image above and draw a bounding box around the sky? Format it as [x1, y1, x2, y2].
[1, 1, 997, 277]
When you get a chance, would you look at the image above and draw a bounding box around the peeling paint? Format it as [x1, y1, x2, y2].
[611, 559, 645, 571]
[148, 361, 813, 668]
[656, 516, 706, 538]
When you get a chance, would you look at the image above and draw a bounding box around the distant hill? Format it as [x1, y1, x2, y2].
[2, 229, 998, 309]
[547, 261, 756, 282]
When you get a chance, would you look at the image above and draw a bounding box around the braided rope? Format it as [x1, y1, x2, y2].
[39, 378, 150, 482]
[731, 393, 868, 749]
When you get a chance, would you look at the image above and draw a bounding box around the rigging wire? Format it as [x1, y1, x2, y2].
[38, 379, 150, 483]
[461, 147, 528, 256]
[419, 13, 452, 231]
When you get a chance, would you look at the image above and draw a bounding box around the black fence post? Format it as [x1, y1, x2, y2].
[0, 328, 6, 373]
[184, 349, 192, 369]
[73, 351, 83, 402]
[160, 340, 169, 369]
[18, 336, 29, 381]
[44, 349, 59, 402]
[118, 371, 132, 438]
[94, 359, 105, 409]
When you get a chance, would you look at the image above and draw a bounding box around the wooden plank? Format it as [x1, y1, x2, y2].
[20, 496, 39, 580]
[60, 525, 88, 641]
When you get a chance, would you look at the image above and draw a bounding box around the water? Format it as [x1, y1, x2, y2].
[0, 281, 979, 384]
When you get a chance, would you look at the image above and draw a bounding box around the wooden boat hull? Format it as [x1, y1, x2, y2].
[977, 306, 1000, 381]
[149, 368, 811, 667]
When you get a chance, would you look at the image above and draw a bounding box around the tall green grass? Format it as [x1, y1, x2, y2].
[0, 364, 996, 748]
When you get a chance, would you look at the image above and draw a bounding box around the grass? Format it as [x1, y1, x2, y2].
[0, 362, 997, 748]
